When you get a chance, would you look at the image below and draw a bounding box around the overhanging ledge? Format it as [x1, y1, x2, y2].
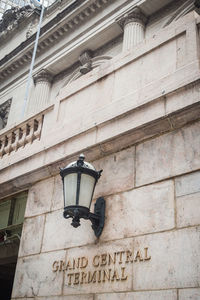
[0, 99, 200, 200]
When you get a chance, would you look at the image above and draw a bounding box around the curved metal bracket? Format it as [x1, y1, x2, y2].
[89, 197, 105, 238]
[63, 198, 105, 237]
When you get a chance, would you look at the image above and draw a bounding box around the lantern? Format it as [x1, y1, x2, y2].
[60, 154, 105, 237]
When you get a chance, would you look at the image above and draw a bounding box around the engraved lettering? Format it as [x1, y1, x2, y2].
[59, 260, 65, 271]
[88, 270, 97, 283]
[66, 260, 72, 270]
[80, 257, 88, 268]
[117, 251, 125, 264]
[125, 250, 133, 263]
[97, 269, 101, 283]
[134, 250, 143, 262]
[102, 269, 111, 282]
[67, 273, 73, 285]
[108, 253, 116, 265]
[52, 261, 59, 272]
[74, 272, 80, 285]
[93, 255, 100, 267]
[100, 254, 107, 266]
[111, 269, 120, 281]
[121, 267, 128, 280]
[73, 258, 80, 269]
[144, 247, 151, 260]
[80, 271, 87, 284]
[53, 247, 151, 285]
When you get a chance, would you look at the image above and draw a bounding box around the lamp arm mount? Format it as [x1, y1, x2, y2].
[88, 197, 105, 238]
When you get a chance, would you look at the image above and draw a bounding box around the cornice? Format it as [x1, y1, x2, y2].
[0, 0, 111, 82]
[164, 0, 195, 27]
[195, 0, 200, 13]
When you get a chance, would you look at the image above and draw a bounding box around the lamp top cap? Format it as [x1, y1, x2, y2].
[79, 153, 85, 160]
[65, 154, 96, 170]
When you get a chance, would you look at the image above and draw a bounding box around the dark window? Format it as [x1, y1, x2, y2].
[0, 191, 27, 300]
[0, 99, 12, 130]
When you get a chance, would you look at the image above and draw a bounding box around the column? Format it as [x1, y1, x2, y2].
[30, 69, 53, 113]
[118, 7, 147, 52]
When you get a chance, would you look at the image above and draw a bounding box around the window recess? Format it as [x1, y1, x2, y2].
[0, 191, 27, 244]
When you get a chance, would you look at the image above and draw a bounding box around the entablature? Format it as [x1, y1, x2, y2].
[0, 0, 176, 91]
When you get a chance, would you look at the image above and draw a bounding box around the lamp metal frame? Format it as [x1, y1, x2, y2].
[60, 154, 105, 237]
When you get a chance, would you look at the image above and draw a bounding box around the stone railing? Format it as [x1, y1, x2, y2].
[0, 114, 43, 158]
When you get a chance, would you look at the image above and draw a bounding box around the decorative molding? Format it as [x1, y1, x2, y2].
[33, 69, 53, 84]
[60, 55, 112, 89]
[26, 17, 39, 39]
[79, 50, 93, 74]
[0, 5, 34, 39]
[0, 99, 12, 130]
[163, 0, 195, 27]
[117, 7, 147, 29]
[195, 0, 200, 14]
[0, 0, 111, 82]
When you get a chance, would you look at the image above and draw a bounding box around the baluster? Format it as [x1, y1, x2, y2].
[0, 139, 4, 158]
[33, 115, 43, 139]
[18, 125, 26, 147]
[4, 133, 12, 154]
[10, 131, 16, 153]
[12, 129, 20, 151]
[1, 136, 7, 157]
[25, 120, 34, 144]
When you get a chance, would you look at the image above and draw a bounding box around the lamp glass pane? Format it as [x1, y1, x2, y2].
[64, 173, 77, 207]
[79, 174, 95, 209]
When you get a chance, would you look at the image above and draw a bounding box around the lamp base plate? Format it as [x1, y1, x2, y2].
[92, 197, 105, 238]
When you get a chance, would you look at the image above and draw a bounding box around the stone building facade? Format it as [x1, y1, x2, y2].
[0, 0, 200, 299]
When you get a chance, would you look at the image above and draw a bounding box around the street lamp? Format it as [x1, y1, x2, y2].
[60, 154, 105, 237]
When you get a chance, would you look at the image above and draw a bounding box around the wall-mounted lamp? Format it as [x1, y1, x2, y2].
[60, 154, 105, 237]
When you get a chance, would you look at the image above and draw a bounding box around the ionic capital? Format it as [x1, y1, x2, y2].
[33, 69, 53, 84]
[117, 7, 147, 29]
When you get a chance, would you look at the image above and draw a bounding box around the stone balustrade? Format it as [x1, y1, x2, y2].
[0, 114, 43, 158]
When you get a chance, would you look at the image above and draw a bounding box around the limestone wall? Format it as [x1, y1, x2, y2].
[0, 10, 199, 191]
[11, 120, 200, 299]
[0, 4, 199, 300]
